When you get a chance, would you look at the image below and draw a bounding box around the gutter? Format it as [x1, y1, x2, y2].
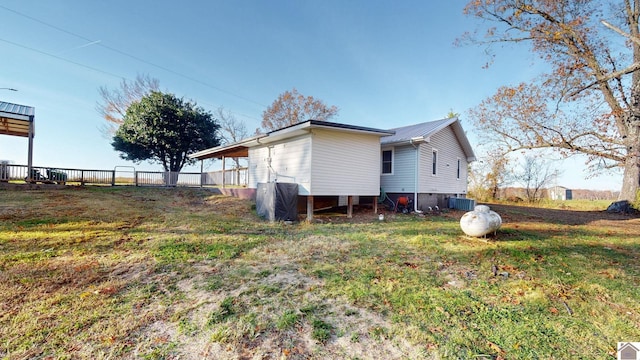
[409, 136, 426, 213]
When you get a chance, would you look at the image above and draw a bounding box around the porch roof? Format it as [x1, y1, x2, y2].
[0, 101, 35, 137]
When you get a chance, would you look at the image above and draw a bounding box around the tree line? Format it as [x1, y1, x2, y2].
[97, 75, 339, 173]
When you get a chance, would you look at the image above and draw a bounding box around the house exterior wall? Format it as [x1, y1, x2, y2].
[310, 129, 382, 196]
[418, 125, 469, 195]
[248, 129, 383, 197]
[380, 145, 416, 193]
[248, 134, 313, 195]
[380, 126, 470, 196]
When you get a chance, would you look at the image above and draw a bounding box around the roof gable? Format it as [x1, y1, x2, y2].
[381, 117, 476, 162]
[381, 117, 452, 144]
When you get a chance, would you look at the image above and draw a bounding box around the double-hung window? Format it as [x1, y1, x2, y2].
[431, 149, 438, 175]
[382, 149, 393, 174]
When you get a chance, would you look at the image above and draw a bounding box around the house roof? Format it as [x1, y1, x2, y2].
[189, 120, 394, 160]
[0, 100, 35, 137]
[381, 117, 476, 162]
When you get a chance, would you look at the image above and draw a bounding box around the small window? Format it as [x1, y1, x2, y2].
[432, 150, 438, 175]
[457, 158, 461, 179]
[382, 149, 393, 174]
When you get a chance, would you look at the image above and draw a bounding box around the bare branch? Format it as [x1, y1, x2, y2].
[601, 20, 640, 47]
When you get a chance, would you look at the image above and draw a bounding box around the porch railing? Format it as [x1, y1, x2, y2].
[0, 163, 248, 188]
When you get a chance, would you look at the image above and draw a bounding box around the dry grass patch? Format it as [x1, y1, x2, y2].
[1, 187, 639, 359]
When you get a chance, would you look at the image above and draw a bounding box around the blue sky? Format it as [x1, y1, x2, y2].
[0, 1, 622, 190]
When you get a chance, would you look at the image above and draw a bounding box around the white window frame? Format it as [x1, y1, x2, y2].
[381, 148, 394, 175]
[431, 149, 438, 176]
[456, 157, 461, 180]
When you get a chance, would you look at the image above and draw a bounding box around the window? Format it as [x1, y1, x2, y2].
[457, 158, 461, 179]
[382, 149, 393, 174]
[431, 149, 438, 175]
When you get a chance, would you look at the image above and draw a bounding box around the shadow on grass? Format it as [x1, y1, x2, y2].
[488, 203, 636, 226]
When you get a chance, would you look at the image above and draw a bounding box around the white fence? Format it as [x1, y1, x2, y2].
[0, 164, 248, 188]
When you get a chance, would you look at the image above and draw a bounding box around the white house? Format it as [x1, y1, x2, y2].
[380, 117, 476, 211]
[190, 120, 394, 220]
[189, 117, 475, 219]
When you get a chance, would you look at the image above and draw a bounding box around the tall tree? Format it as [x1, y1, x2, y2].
[261, 88, 339, 132]
[463, 0, 640, 201]
[97, 74, 160, 134]
[112, 91, 220, 172]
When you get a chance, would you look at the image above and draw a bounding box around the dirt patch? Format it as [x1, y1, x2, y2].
[133, 234, 432, 360]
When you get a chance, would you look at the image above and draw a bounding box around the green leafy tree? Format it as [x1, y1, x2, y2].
[112, 91, 220, 172]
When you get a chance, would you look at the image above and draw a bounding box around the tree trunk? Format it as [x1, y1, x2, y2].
[621, 0, 640, 202]
[619, 128, 640, 201]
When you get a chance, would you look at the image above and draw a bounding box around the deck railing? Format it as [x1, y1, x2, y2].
[0, 163, 248, 188]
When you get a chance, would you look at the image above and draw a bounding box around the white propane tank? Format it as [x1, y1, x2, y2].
[460, 205, 502, 237]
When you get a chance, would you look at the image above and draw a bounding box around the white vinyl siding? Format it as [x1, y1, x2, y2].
[248, 134, 312, 195]
[249, 129, 384, 196]
[379, 145, 416, 193]
[310, 129, 381, 196]
[418, 125, 469, 194]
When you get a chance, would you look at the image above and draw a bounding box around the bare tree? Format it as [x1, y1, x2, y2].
[468, 148, 512, 201]
[216, 107, 249, 171]
[97, 74, 160, 135]
[463, 0, 640, 202]
[515, 155, 556, 203]
[261, 88, 339, 132]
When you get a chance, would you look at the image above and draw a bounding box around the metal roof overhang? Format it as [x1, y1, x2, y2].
[189, 120, 395, 161]
[0, 101, 36, 178]
[0, 102, 35, 138]
[190, 144, 249, 160]
[380, 118, 476, 162]
[189, 134, 266, 160]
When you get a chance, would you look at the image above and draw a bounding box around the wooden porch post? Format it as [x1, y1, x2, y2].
[347, 195, 353, 218]
[373, 196, 378, 214]
[200, 160, 204, 187]
[27, 115, 34, 182]
[221, 156, 226, 189]
[306, 196, 314, 221]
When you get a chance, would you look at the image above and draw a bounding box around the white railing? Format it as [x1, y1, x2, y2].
[202, 167, 248, 187]
[135, 171, 202, 187]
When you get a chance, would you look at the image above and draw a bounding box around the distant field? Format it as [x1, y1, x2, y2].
[0, 186, 638, 359]
[491, 198, 614, 211]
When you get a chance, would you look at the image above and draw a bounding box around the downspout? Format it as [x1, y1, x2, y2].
[410, 137, 424, 214]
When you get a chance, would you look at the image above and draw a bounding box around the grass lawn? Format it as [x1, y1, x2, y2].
[0, 186, 638, 359]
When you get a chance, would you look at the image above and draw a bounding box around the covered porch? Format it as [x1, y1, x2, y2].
[0, 101, 35, 181]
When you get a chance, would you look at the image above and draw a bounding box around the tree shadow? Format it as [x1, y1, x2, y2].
[486, 203, 637, 226]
